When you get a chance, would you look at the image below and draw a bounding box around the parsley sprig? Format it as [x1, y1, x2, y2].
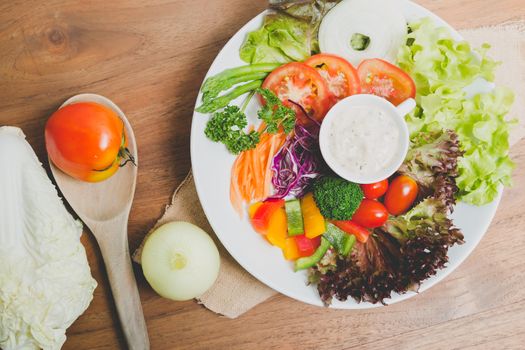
[204, 88, 296, 154]
[257, 88, 296, 134]
[205, 105, 260, 154]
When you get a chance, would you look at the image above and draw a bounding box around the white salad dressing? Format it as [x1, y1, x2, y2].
[327, 105, 400, 178]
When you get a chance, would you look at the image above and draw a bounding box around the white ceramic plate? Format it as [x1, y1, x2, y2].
[191, 0, 502, 309]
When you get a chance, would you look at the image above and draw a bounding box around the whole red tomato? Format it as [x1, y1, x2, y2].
[361, 179, 389, 200]
[351, 199, 389, 228]
[45, 102, 134, 182]
[384, 175, 419, 215]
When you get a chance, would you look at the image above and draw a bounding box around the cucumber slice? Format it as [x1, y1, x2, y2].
[285, 199, 304, 236]
[323, 223, 356, 257]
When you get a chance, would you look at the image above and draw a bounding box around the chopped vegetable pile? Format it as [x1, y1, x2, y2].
[310, 129, 465, 304]
[196, 0, 515, 306]
[311, 197, 464, 305]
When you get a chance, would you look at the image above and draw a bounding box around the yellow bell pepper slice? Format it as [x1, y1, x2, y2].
[265, 207, 287, 249]
[283, 237, 300, 261]
[301, 193, 326, 239]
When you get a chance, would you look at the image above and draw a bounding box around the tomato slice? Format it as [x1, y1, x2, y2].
[304, 54, 360, 104]
[357, 58, 416, 106]
[262, 62, 331, 125]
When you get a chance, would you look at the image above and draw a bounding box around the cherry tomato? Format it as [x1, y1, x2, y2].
[262, 62, 331, 125]
[357, 58, 416, 106]
[384, 175, 419, 215]
[45, 102, 134, 183]
[361, 179, 389, 199]
[351, 199, 388, 228]
[304, 54, 360, 105]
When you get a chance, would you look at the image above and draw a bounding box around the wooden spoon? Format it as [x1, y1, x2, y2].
[49, 94, 150, 350]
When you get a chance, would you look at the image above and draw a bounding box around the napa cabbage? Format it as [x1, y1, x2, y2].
[0, 127, 97, 350]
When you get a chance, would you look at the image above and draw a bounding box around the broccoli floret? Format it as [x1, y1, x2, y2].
[312, 176, 363, 220]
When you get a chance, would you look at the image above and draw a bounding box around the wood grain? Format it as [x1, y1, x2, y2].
[0, 0, 524, 349]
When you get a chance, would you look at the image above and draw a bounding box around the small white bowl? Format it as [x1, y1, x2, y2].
[319, 94, 415, 184]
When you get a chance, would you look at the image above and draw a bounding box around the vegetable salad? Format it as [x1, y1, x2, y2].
[196, 0, 514, 305]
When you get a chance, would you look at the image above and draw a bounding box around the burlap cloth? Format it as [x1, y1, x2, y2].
[133, 22, 525, 318]
[133, 172, 275, 318]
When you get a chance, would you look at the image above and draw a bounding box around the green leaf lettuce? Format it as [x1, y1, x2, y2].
[397, 18, 515, 205]
[240, 13, 316, 64]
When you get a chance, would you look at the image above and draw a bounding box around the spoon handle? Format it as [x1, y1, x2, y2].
[95, 220, 150, 350]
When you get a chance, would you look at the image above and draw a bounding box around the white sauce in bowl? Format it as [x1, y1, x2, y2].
[327, 105, 400, 178]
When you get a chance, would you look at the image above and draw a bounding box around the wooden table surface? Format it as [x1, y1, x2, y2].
[1, 0, 524, 349]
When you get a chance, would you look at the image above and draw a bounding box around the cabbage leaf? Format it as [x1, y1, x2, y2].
[0, 127, 97, 350]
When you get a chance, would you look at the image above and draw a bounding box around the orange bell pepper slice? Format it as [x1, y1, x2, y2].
[251, 199, 284, 233]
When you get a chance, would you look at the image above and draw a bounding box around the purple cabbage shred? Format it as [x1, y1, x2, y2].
[271, 125, 324, 198]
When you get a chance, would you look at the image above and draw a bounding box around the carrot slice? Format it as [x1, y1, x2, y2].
[229, 129, 286, 214]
